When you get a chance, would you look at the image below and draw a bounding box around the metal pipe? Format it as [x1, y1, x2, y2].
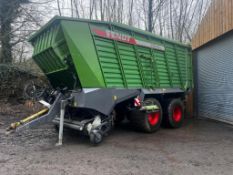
[140, 105, 159, 111]
[7, 108, 49, 131]
[53, 118, 83, 131]
[56, 100, 66, 146]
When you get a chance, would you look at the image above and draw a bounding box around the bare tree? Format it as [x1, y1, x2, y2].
[73, 0, 80, 18]
[0, 0, 30, 63]
[94, 0, 98, 20]
[128, 0, 134, 26]
[99, 0, 105, 21]
[117, 0, 123, 23]
[169, 0, 174, 39]
[148, 0, 153, 32]
[56, 0, 62, 16]
[70, 0, 74, 17]
[89, 0, 94, 19]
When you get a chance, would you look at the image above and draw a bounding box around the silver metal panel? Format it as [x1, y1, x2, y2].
[196, 32, 233, 124]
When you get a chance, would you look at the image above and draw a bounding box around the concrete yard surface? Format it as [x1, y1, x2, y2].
[0, 117, 233, 175]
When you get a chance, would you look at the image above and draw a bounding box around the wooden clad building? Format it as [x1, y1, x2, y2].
[192, 0, 233, 49]
[192, 0, 233, 124]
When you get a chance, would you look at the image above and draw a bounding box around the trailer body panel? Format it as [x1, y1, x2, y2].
[29, 16, 192, 90]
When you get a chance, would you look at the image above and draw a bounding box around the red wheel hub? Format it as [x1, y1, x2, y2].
[148, 112, 160, 126]
[173, 106, 182, 122]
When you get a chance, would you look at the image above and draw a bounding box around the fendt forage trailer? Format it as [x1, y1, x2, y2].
[7, 16, 192, 145]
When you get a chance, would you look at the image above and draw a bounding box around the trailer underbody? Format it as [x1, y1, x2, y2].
[7, 88, 187, 145]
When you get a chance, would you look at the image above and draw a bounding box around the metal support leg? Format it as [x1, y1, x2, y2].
[56, 100, 67, 146]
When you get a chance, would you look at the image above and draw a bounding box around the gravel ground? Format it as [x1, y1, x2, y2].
[0, 110, 233, 175]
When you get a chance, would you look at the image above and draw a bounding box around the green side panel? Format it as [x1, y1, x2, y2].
[113, 26, 143, 88]
[137, 46, 157, 88]
[93, 35, 144, 88]
[89, 22, 192, 90]
[165, 42, 181, 87]
[29, 16, 193, 91]
[153, 50, 170, 87]
[94, 36, 124, 87]
[61, 21, 105, 88]
[31, 22, 78, 89]
[32, 23, 68, 74]
[117, 42, 143, 87]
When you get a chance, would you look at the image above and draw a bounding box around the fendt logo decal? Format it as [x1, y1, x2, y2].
[92, 29, 137, 44]
[92, 28, 165, 51]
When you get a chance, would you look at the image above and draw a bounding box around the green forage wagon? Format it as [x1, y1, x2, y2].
[9, 16, 193, 145]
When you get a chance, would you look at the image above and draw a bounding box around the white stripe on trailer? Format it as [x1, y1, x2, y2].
[135, 39, 165, 51]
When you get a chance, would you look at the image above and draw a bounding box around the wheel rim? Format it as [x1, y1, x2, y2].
[148, 112, 160, 126]
[173, 106, 182, 122]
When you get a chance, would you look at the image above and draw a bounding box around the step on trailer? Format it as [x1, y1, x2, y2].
[7, 16, 193, 145]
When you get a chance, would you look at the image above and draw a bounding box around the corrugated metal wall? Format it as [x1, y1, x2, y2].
[195, 31, 233, 124]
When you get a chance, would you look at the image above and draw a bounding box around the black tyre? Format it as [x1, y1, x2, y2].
[54, 124, 59, 132]
[23, 80, 45, 100]
[129, 98, 162, 133]
[90, 131, 103, 145]
[163, 99, 184, 128]
[114, 107, 127, 124]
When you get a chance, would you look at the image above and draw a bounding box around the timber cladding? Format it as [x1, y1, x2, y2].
[192, 0, 233, 50]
